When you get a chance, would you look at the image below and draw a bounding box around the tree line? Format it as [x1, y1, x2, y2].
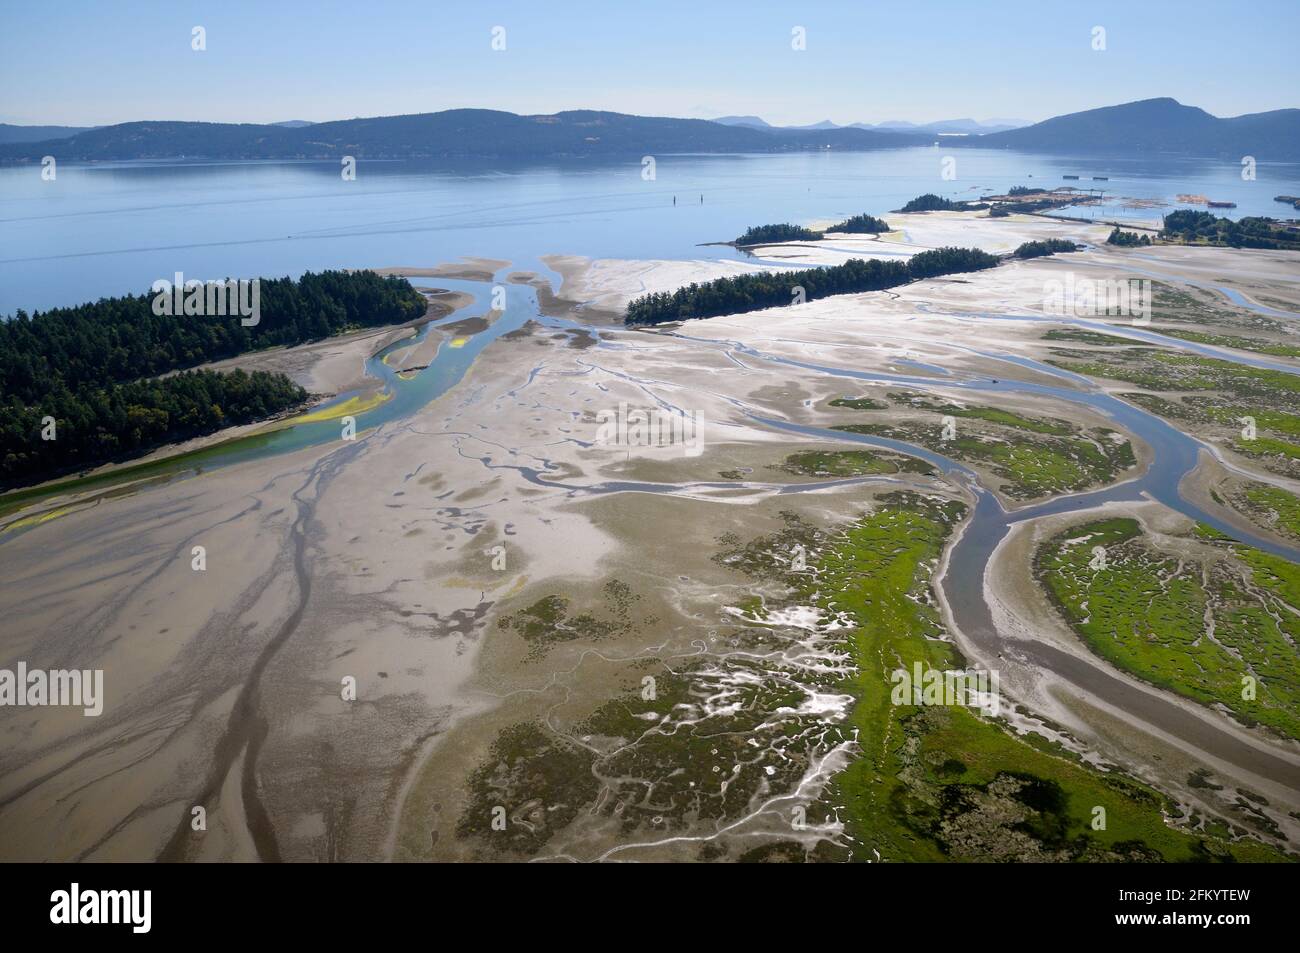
[1160, 210, 1300, 250]
[1106, 227, 1153, 247]
[1, 270, 426, 406]
[0, 270, 427, 488]
[736, 214, 891, 246]
[828, 214, 890, 234]
[735, 224, 822, 245]
[1013, 239, 1081, 259]
[2, 369, 306, 486]
[625, 246, 1000, 325]
[898, 193, 960, 212]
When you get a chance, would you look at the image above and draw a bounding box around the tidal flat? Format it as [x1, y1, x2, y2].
[3, 211, 1299, 862]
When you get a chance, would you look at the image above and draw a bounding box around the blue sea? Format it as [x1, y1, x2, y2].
[1, 147, 1297, 314]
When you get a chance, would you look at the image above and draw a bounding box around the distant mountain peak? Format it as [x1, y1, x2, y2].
[975, 97, 1298, 158]
[712, 115, 771, 128]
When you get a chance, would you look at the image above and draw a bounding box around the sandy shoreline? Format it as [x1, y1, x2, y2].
[182, 291, 473, 395]
[368, 258, 511, 282]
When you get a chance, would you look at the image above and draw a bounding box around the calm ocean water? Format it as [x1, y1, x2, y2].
[1, 147, 1297, 314]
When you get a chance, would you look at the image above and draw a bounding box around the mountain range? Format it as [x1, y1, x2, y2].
[0, 123, 96, 144]
[0, 110, 926, 161]
[0, 98, 1294, 161]
[0, 119, 310, 145]
[713, 116, 1030, 135]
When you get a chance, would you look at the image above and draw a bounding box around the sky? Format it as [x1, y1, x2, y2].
[2, 0, 1296, 127]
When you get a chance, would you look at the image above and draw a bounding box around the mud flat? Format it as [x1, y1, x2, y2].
[0, 314, 620, 861]
[542, 253, 776, 315]
[368, 259, 511, 282]
[3, 217, 1299, 862]
[178, 291, 472, 396]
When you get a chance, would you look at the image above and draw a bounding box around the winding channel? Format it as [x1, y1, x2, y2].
[661, 314, 1300, 788]
[10, 251, 1300, 808]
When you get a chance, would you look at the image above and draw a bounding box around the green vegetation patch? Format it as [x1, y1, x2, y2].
[1156, 328, 1300, 359]
[888, 393, 1074, 435]
[736, 223, 822, 245]
[1239, 484, 1300, 538]
[777, 449, 933, 478]
[828, 396, 888, 410]
[455, 721, 601, 855]
[1117, 371, 1300, 478]
[496, 580, 640, 660]
[1042, 328, 1145, 347]
[898, 193, 961, 213]
[1107, 227, 1153, 247]
[1036, 517, 1300, 742]
[457, 498, 1290, 861]
[1122, 393, 1300, 441]
[1054, 350, 1300, 400]
[828, 214, 889, 234]
[1140, 282, 1294, 346]
[814, 496, 1281, 861]
[1014, 239, 1081, 259]
[1236, 435, 1300, 462]
[835, 422, 1134, 500]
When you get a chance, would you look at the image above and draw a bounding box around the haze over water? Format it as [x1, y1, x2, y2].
[1, 146, 1297, 314]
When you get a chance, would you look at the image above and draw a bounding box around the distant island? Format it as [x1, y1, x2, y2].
[828, 214, 890, 234]
[732, 215, 889, 247]
[898, 194, 964, 213]
[735, 224, 823, 245]
[2, 98, 1295, 162]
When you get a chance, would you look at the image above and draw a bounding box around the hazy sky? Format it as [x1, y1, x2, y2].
[2, 0, 1296, 127]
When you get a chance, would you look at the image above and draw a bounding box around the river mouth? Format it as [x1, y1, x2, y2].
[5, 218, 1300, 862]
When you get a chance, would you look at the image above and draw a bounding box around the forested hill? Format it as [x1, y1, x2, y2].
[974, 98, 1300, 159]
[0, 270, 427, 487]
[0, 110, 926, 161]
